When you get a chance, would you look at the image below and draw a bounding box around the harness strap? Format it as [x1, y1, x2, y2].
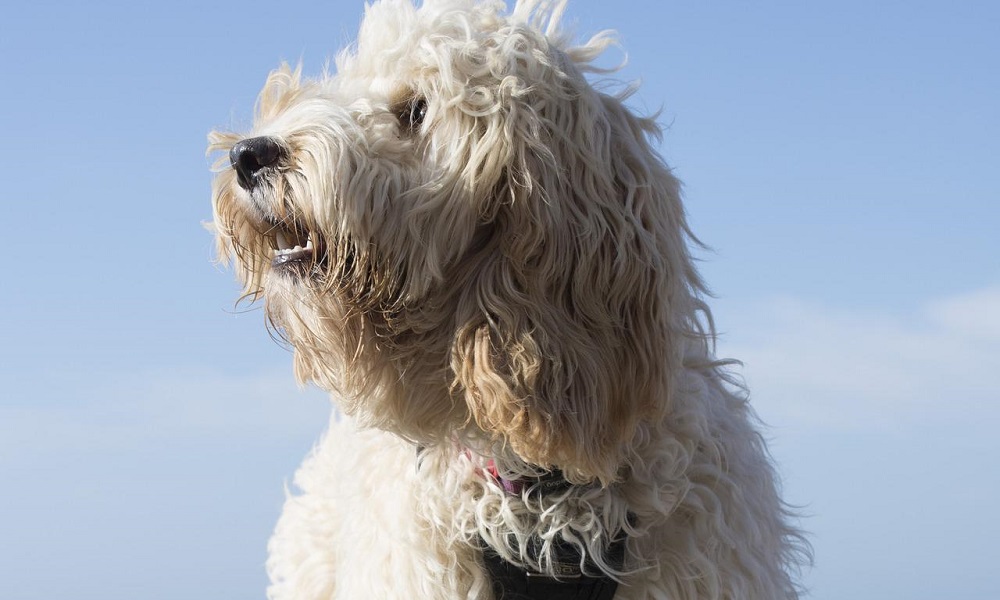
[479, 535, 626, 600]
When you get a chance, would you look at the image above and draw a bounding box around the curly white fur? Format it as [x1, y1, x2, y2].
[209, 1, 810, 598]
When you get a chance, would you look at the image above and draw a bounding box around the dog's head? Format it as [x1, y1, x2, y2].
[210, 0, 704, 484]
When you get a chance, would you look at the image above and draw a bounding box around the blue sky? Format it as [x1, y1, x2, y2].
[2, 1, 998, 598]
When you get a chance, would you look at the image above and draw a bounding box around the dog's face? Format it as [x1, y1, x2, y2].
[211, 0, 696, 484]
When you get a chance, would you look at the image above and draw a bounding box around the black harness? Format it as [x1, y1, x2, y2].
[479, 534, 626, 600]
[416, 448, 626, 599]
[478, 469, 626, 600]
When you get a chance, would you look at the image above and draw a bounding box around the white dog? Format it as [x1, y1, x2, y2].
[210, 1, 809, 598]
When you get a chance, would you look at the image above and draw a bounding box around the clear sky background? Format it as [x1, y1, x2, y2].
[2, 1, 997, 598]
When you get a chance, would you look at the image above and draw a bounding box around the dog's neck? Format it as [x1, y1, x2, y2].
[415, 444, 627, 599]
[481, 458, 574, 497]
[416, 445, 574, 496]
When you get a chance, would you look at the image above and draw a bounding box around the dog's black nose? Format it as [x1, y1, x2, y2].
[230, 136, 282, 190]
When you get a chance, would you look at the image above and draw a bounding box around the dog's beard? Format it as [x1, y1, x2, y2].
[219, 166, 425, 344]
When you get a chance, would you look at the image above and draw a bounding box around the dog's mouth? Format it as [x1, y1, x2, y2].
[263, 217, 327, 273]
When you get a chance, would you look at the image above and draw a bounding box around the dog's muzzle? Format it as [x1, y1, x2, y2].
[230, 136, 282, 190]
[227, 135, 326, 274]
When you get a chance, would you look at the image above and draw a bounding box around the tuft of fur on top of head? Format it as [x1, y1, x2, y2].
[209, 0, 713, 485]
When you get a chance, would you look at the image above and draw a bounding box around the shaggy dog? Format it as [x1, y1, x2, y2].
[210, 0, 809, 598]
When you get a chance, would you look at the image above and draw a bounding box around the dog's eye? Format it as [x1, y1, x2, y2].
[398, 97, 428, 132]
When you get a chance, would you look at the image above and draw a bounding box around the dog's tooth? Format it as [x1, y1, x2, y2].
[276, 230, 289, 249]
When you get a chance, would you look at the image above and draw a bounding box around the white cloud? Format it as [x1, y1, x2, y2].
[925, 285, 1000, 342]
[712, 286, 1000, 433]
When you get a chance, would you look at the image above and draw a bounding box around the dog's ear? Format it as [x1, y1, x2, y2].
[452, 77, 700, 484]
